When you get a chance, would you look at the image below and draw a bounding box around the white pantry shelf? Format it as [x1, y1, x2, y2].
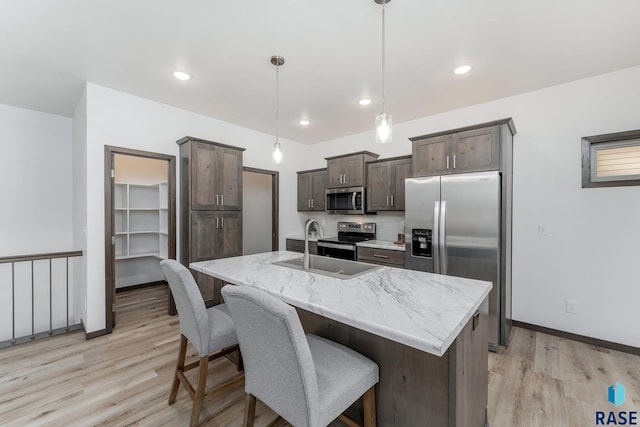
[114, 181, 169, 288]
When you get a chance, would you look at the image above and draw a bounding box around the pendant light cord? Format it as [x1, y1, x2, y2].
[381, 1, 386, 114]
[275, 64, 280, 143]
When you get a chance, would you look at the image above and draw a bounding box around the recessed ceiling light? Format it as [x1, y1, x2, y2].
[453, 65, 472, 75]
[173, 71, 191, 81]
[299, 120, 310, 126]
[359, 98, 372, 106]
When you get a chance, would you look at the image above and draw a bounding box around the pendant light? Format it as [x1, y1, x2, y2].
[271, 55, 285, 163]
[374, 0, 392, 144]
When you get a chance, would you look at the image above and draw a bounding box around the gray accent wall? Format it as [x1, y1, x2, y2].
[243, 171, 272, 255]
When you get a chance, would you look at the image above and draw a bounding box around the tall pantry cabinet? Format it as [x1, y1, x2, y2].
[177, 136, 244, 306]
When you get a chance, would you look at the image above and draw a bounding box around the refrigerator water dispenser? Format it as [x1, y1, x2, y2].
[411, 229, 432, 258]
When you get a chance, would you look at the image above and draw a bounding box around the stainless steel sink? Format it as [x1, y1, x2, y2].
[272, 255, 381, 279]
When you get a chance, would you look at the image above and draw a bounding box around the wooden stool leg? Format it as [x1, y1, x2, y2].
[169, 335, 188, 404]
[243, 393, 256, 427]
[189, 356, 209, 427]
[363, 386, 376, 427]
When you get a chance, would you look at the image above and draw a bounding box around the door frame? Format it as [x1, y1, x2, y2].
[104, 145, 176, 333]
[243, 167, 279, 250]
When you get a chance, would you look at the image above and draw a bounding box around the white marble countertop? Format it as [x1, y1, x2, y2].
[356, 240, 406, 251]
[191, 251, 491, 357]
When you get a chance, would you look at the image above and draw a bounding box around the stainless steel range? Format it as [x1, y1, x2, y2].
[317, 222, 376, 261]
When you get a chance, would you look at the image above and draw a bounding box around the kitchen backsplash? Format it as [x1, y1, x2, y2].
[298, 211, 405, 242]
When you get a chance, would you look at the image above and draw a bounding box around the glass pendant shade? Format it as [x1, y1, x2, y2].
[375, 112, 392, 144]
[272, 141, 283, 163]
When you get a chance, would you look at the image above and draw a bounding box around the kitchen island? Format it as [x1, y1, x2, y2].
[191, 251, 491, 426]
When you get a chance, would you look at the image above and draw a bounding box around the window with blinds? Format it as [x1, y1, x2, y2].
[594, 139, 640, 179]
[582, 130, 640, 188]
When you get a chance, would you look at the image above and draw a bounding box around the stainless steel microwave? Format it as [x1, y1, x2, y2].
[325, 186, 366, 215]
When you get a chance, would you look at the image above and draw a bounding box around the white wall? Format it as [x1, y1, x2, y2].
[0, 104, 74, 255]
[72, 89, 88, 326]
[243, 171, 273, 255]
[0, 103, 78, 340]
[308, 65, 640, 348]
[82, 83, 311, 332]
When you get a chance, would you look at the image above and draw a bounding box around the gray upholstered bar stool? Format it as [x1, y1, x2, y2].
[160, 259, 243, 427]
[221, 285, 379, 427]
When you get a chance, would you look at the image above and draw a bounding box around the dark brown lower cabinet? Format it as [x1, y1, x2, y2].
[190, 211, 242, 262]
[357, 247, 405, 267]
[188, 211, 241, 303]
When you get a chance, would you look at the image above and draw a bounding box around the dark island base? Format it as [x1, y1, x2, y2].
[296, 296, 489, 427]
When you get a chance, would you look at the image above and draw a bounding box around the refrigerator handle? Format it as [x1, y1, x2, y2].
[433, 201, 440, 274]
[440, 200, 447, 275]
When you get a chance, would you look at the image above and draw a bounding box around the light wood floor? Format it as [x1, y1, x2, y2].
[0, 285, 638, 426]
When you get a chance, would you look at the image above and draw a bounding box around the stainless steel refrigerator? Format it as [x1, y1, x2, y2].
[405, 170, 511, 351]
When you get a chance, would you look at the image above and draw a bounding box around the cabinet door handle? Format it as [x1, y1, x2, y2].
[343, 174, 347, 184]
[216, 194, 219, 205]
[221, 217, 224, 229]
[373, 254, 390, 259]
[391, 195, 394, 206]
[386, 195, 389, 206]
[446, 156, 450, 169]
[221, 194, 224, 206]
[453, 155, 456, 169]
[311, 198, 315, 208]
[216, 217, 219, 229]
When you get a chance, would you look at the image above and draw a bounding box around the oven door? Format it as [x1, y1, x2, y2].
[317, 241, 357, 261]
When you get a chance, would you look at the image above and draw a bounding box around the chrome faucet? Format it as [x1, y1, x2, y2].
[304, 219, 324, 270]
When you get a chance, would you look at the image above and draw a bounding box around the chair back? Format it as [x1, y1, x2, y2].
[160, 259, 209, 356]
[221, 285, 320, 427]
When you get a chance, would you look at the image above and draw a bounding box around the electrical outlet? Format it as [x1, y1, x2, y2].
[538, 224, 549, 237]
[566, 300, 577, 314]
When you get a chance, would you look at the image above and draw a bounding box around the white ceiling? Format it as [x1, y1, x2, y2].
[2, 0, 640, 144]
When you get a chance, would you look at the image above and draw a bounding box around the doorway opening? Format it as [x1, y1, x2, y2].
[243, 167, 279, 253]
[105, 146, 176, 332]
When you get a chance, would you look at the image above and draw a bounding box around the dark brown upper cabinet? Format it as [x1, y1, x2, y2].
[325, 151, 379, 188]
[412, 134, 452, 176]
[411, 123, 504, 177]
[367, 155, 412, 212]
[297, 168, 327, 211]
[188, 140, 243, 211]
